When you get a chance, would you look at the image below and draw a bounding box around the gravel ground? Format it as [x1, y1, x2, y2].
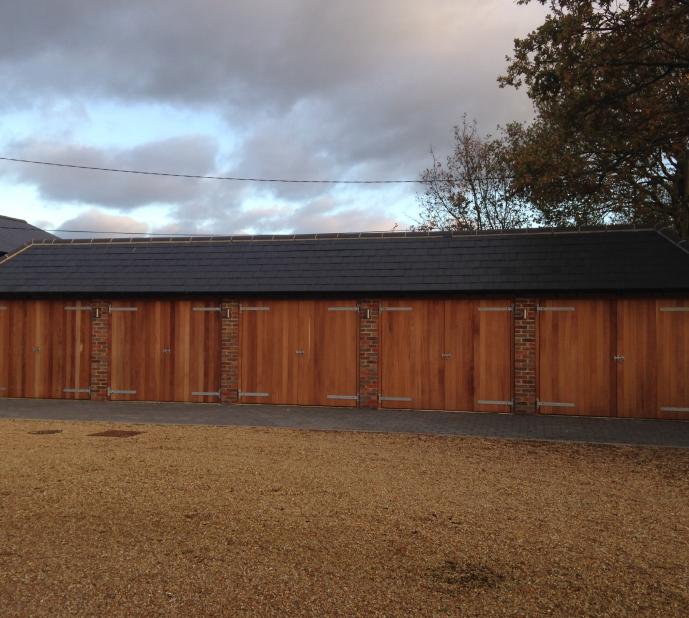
[1, 419, 688, 617]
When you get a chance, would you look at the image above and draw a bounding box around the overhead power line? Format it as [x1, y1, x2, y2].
[0, 156, 424, 185]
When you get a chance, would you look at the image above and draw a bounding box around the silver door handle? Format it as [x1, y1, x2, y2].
[162, 347, 172, 354]
[295, 350, 305, 355]
[613, 355, 624, 361]
[32, 346, 40, 353]
[441, 352, 452, 358]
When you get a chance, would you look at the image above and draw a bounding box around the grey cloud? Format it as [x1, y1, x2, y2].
[0, 2, 545, 156]
[4, 135, 218, 209]
[0, 1, 547, 230]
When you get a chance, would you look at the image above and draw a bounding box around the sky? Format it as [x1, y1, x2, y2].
[0, 1, 547, 237]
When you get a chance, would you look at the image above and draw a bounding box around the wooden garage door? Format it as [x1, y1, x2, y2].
[379, 299, 512, 412]
[540, 298, 689, 419]
[537, 300, 615, 416]
[239, 300, 358, 406]
[0, 300, 91, 399]
[109, 300, 220, 402]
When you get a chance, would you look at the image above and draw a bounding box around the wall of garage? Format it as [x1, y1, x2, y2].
[1, 295, 688, 419]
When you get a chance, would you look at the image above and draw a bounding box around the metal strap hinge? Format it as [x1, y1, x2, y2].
[192, 307, 221, 312]
[660, 307, 689, 312]
[660, 406, 689, 413]
[327, 306, 359, 312]
[192, 391, 220, 397]
[478, 307, 513, 312]
[63, 387, 91, 393]
[240, 306, 270, 312]
[537, 306, 575, 312]
[477, 399, 513, 406]
[537, 399, 575, 408]
[239, 391, 269, 397]
[379, 395, 412, 402]
[64, 306, 93, 311]
[108, 388, 137, 395]
[326, 394, 359, 401]
[110, 306, 138, 312]
[380, 307, 413, 312]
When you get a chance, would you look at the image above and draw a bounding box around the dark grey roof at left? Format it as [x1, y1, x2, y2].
[0, 215, 55, 254]
[0, 227, 688, 295]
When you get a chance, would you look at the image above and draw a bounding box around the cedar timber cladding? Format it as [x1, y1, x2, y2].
[0, 227, 687, 417]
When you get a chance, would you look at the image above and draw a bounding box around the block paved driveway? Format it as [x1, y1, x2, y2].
[1, 398, 689, 448]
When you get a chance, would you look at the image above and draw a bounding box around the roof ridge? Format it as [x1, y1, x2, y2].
[26, 224, 655, 247]
[0, 214, 29, 224]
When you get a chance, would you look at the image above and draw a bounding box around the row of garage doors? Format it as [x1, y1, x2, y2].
[0, 298, 687, 418]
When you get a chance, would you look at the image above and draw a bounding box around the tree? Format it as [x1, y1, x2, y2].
[500, 0, 689, 238]
[416, 117, 533, 231]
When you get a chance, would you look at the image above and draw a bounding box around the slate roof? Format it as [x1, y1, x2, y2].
[0, 215, 55, 254]
[0, 227, 687, 295]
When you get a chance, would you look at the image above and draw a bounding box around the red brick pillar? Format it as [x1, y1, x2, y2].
[358, 299, 380, 408]
[514, 298, 537, 414]
[220, 299, 240, 404]
[90, 299, 110, 400]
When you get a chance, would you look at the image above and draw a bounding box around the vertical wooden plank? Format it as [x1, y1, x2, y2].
[0, 302, 9, 397]
[8, 301, 26, 398]
[474, 300, 513, 413]
[109, 301, 127, 400]
[62, 304, 77, 400]
[44, 300, 63, 399]
[538, 299, 614, 416]
[657, 299, 689, 420]
[616, 299, 657, 418]
[197, 304, 221, 403]
[28, 301, 47, 398]
[160, 300, 174, 402]
[443, 300, 475, 411]
[173, 300, 191, 402]
[148, 301, 160, 401]
[239, 301, 265, 403]
[296, 300, 313, 405]
[77, 302, 92, 400]
[23, 301, 36, 397]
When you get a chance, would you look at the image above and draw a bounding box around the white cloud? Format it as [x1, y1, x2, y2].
[57, 209, 151, 238]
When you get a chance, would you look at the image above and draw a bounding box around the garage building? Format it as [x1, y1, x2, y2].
[0, 226, 687, 420]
